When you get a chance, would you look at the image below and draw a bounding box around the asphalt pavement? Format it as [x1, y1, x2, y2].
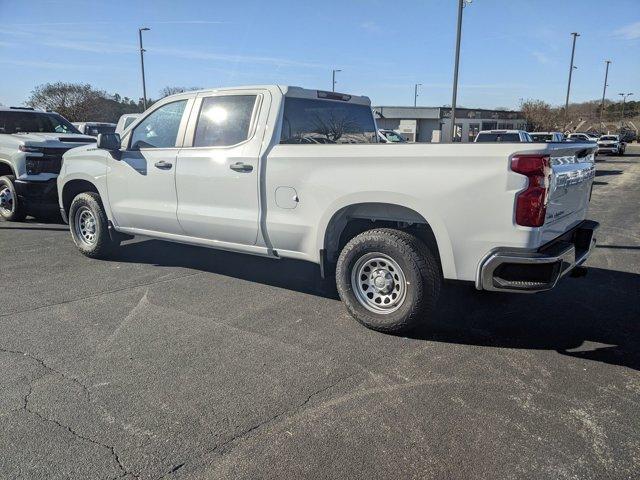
[1, 146, 639, 479]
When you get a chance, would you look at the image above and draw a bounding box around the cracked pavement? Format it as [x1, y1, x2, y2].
[1, 147, 639, 479]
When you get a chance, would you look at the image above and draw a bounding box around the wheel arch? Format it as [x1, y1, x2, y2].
[61, 179, 100, 217]
[320, 201, 456, 279]
[0, 160, 15, 177]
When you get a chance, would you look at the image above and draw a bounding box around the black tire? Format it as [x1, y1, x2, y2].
[68, 192, 118, 258]
[0, 175, 27, 222]
[336, 228, 441, 333]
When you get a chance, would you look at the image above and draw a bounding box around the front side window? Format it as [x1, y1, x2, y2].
[193, 95, 257, 147]
[0, 112, 79, 134]
[130, 100, 187, 149]
[280, 97, 377, 144]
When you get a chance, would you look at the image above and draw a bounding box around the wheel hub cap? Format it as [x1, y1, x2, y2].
[75, 207, 97, 245]
[351, 254, 407, 314]
[0, 186, 13, 213]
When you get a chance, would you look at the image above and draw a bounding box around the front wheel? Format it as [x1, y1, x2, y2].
[0, 176, 26, 222]
[336, 228, 441, 333]
[69, 192, 118, 258]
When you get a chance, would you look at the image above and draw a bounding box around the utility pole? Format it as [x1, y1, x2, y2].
[414, 83, 422, 107]
[332, 69, 341, 92]
[450, 0, 470, 142]
[138, 27, 150, 110]
[600, 60, 611, 121]
[618, 92, 634, 124]
[564, 32, 580, 124]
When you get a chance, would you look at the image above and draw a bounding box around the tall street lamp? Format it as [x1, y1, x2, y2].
[618, 92, 634, 123]
[414, 83, 422, 107]
[449, 0, 471, 142]
[564, 32, 580, 124]
[600, 60, 611, 121]
[138, 27, 150, 110]
[332, 69, 341, 92]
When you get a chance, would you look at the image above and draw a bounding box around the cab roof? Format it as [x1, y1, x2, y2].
[164, 85, 372, 106]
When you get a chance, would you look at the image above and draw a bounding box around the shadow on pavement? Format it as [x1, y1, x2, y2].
[595, 169, 623, 177]
[116, 239, 338, 298]
[116, 239, 640, 371]
[412, 268, 640, 371]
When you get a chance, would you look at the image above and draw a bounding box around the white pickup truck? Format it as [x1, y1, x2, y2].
[57, 86, 598, 333]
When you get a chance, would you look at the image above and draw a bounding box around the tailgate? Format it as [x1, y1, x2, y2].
[540, 143, 596, 243]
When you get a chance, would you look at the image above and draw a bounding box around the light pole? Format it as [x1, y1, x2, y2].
[564, 32, 580, 124]
[600, 60, 611, 121]
[618, 92, 634, 124]
[449, 0, 471, 142]
[332, 69, 341, 92]
[414, 83, 422, 107]
[138, 27, 150, 110]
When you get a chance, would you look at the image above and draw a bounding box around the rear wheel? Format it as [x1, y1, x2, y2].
[69, 192, 118, 258]
[336, 228, 441, 333]
[0, 175, 26, 222]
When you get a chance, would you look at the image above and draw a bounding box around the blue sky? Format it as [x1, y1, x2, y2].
[0, 0, 638, 109]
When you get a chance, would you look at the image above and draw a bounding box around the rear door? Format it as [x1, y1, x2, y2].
[107, 97, 193, 234]
[175, 90, 269, 245]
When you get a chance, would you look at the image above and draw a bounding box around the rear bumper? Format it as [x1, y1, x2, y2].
[476, 220, 599, 293]
[14, 178, 59, 211]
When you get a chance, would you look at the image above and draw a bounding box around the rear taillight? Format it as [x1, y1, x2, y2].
[511, 155, 551, 227]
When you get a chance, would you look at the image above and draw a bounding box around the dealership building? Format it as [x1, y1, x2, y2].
[373, 106, 527, 143]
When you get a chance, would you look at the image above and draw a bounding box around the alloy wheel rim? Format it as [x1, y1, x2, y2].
[74, 207, 97, 245]
[0, 185, 14, 214]
[351, 253, 407, 314]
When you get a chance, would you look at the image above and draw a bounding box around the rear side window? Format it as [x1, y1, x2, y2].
[193, 95, 257, 147]
[280, 97, 377, 144]
[130, 100, 187, 149]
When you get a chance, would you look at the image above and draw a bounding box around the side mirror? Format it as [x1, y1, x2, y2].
[97, 133, 121, 151]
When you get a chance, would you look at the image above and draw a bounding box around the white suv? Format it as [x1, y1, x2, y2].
[0, 107, 95, 221]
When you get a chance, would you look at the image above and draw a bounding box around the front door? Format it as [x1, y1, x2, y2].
[108, 98, 192, 234]
[175, 91, 267, 245]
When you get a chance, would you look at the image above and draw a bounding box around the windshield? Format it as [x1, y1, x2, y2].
[475, 133, 521, 142]
[383, 131, 406, 142]
[0, 111, 80, 134]
[600, 136, 617, 141]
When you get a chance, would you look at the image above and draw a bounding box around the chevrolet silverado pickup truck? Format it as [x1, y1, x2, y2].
[0, 107, 96, 221]
[57, 86, 599, 333]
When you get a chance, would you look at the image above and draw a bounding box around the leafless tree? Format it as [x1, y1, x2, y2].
[25, 82, 147, 122]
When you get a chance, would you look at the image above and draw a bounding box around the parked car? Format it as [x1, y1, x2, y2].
[597, 135, 626, 155]
[57, 86, 598, 333]
[474, 130, 532, 142]
[114, 113, 140, 135]
[567, 132, 598, 142]
[73, 122, 116, 137]
[0, 107, 96, 221]
[530, 132, 565, 142]
[378, 129, 407, 143]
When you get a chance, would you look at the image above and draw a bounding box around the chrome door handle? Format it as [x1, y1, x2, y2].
[154, 160, 173, 170]
[230, 162, 253, 173]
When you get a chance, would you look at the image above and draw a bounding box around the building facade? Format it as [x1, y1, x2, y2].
[373, 106, 527, 143]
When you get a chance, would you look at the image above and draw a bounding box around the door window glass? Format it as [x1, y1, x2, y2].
[130, 100, 187, 149]
[193, 95, 257, 147]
